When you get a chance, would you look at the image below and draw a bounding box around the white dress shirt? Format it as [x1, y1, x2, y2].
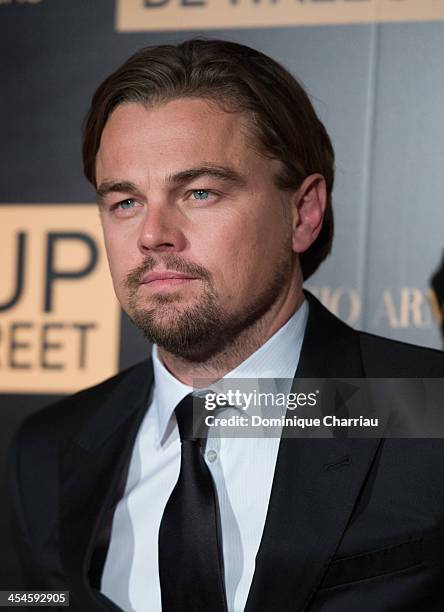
[101, 300, 308, 612]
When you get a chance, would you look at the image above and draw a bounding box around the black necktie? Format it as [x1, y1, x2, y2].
[158, 393, 228, 612]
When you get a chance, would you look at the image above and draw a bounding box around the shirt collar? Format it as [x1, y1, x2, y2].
[151, 299, 308, 444]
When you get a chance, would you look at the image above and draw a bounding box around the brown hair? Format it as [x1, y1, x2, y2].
[82, 38, 334, 280]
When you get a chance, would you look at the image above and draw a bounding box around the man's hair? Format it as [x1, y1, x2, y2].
[82, 39, 334, 280]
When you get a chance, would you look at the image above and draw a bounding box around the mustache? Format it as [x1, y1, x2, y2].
[124, 254, 212, 289]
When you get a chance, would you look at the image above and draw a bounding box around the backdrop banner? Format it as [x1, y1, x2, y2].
[117, 0, 444, 32]
[0, 205, 119, 394]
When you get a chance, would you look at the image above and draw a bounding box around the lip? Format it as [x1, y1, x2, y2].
[141, 271, 197, 284]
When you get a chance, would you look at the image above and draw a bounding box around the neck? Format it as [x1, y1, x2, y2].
[157, 286, 305, 387]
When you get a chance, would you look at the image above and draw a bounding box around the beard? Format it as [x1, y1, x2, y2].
[123, 245, 293, 362]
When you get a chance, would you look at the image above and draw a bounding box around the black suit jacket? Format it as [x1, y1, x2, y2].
[8, 291, 444, 611]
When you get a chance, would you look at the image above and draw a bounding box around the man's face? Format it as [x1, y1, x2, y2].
[95, 98, 299, 360]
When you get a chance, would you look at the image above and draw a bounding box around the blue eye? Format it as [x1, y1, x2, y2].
[192, 189, 209, 200]
[118, 199, 136, 209]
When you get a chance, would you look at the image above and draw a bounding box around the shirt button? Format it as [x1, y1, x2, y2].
[206, 449, 218, 463]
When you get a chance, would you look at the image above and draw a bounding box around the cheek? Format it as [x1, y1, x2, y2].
[102, 231, 134, 288]
[200, 226, 265, 298]
[228, 214, 291, 287]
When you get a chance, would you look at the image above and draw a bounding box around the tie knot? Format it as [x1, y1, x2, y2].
[174, 393, 208, 442]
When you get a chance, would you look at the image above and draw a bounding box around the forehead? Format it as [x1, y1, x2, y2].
[96, 98, 266, 182]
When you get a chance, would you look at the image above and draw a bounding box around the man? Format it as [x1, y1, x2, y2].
[9, 39, 444, 611]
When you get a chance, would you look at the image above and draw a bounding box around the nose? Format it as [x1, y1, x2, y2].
[137, 204, 187, 254]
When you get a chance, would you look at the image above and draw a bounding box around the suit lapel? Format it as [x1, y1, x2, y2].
[245, 291, 382, 612]
[59, 360, 153, 610]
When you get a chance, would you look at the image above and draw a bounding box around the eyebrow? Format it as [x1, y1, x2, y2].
[166, 164, 247, 187]
[96, 181, 141, 205]
[96, 164, 247, 204]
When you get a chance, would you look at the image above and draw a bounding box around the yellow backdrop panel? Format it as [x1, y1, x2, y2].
[0, 205, 120, 394]
[116, 0, 444, 33]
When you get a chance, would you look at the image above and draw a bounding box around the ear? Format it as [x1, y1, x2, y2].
[291, 173, 327, 254]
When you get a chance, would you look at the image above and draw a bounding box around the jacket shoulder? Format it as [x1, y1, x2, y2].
[303, 290, 444, 377]
[358, 331, 444, 377]
[13, 359, 152, 445]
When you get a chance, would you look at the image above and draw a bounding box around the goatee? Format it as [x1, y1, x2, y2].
[124, 250, 292, 362]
